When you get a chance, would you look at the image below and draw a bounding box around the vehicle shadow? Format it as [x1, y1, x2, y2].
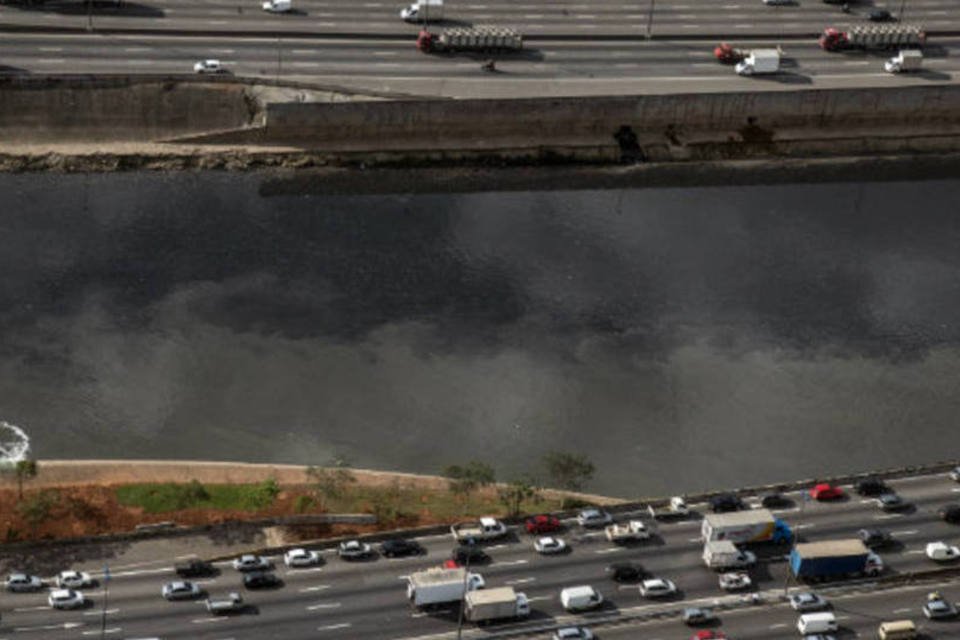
[748, 71, 813, 85]
[0, 65, 30, 75]
[0, 540, 134, 576]
[914, 70, 952, 81]
[7, 0, 164, 17]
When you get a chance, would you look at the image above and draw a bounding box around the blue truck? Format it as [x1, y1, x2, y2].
[790, 539, 883, 580]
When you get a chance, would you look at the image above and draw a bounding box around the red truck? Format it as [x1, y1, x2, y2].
[714, 43, 746, 64]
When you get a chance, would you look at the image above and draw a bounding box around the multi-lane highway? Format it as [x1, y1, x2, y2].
[3, 470, 960, 639]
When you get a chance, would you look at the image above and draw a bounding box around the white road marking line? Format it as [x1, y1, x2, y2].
[38, 47, 63, 52]
[794, 523, 815, 529]
[505, 577, 536, 585]
[906, 549, 926, 555]
[307, 602, 342, 610]
[192, 617, 229, 623]
[300, 585, 332, 592]
[13, 606, 50, 612]
[525, 595, 552, 602]
[81, 629, 121, 636]
[891, 530, 918, 536]
[492, 559, 529, 567]
[770, 623, 788, 629]
[874, 514, 903, 520]
[894, 607, 913, 613]
[595, 548, 622, 554]
[83, 608, 119, 616]
[318, 623, 352, 631]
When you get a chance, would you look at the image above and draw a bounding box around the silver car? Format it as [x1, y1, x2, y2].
[57, 570, 94, 589]
[6, 573, 43, 592]
[162, 580, 202, 600]
[48, 588, 85, 610]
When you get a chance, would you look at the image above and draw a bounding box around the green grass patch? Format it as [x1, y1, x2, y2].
[115, 479, 280, 514]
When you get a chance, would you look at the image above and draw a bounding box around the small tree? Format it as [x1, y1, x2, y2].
[444, 460, 495, 514]
[497, 475, 541, 518]
[14, 459, 37, 501]
[542, 452, 595, 508]
[17, 488, 59, 535]
[306, 457, 356, 512]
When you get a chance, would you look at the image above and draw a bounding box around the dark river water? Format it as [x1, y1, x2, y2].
[2, 170, 960, 497]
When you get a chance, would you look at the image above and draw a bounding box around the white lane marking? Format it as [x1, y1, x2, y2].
[525, 595, 553, 602]
[81, 629, 121, 636]
[124, 47, 150, 53]
[859, 499, 874, 504]
[38, 47, 63, 52]
[688, 537, 702, 543]
[874, 514, 903, 520]
[83, 608, 119, 616]
[398, 575, 409, 580]
[300, 585, 332, 592]
[595, 548, 622, 554]
[192, 617, 229, 623]
[413, 609, 452, 617]
[951, 488, 960, 493]
[794, 523, 815, 529]
[894, 607, 913, 613]
[906, 549, 926, 555]
[318, 623, 352, 631]
[307, 602, 342, 610]
[13, 606, 52, 612]
[770, 623, 788, 629]
[14, 622, 84, 632]
[492, 559, 528, 567]
[891, 530, 918, 536]
[505, 577, 536, 585]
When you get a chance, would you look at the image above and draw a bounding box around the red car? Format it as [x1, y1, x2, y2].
[810, 483, 844, 501]
[691, 631, 726, 640]
[525, 514, 561, 534]
[443, 559, 460, 569]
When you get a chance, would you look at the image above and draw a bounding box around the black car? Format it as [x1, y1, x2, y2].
[858, 528, 893, 548]
[760, 492, 790, 508]
[452, 545, 489, 565]
[855, 477, 888, 497]
[876, 493, 910, 511]
[939, 504, 960, 523]
[709, 494, 743, 513]
[869, 9, 893, 21]
[243, 570, 281, 589]
[379, 538, 423, 558]
[606, 562, 646, 582]
[174, 560, 215, 578]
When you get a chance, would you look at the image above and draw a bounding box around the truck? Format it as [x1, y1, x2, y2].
[400, 0, 442, 22]
[417, 26, 523, 54]
[451, 517, 508, 542]
[790, 539, 883, 579]
[714, 43, 747, 64]
[819, 25, 925, 52]
[647, 496, 689, 519]
[605, 520, 651, 543]
[206, 592, 244, 614]
[407, 568, 484, 607]
[701, 508, 792, 545]
[884, 49, 923, 73]
[703, 540, 757, 570]
[262, 0, 291, 12]
[735, 48, 781, 76]
[463, 587, 530, 622]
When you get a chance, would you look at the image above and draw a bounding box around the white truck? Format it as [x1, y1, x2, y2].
[884, 49, 923, 73]
[735, 48, 781, 76]
[451, 517, 508, 542]
[400, 0, 443, 22]
[647, 496, 689, 520]
[407, 568, 484, 607]
[206, 592, 244, 614]
[703, 540, 758, 570]
[262, 0, 291, 12]
[605, 520, 651, 543]
[464, 587, 530, 622]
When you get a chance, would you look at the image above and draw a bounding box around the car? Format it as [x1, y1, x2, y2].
[690, 632, 727, 640]
[452, 545, 489, 565]
[859, 528, 893, 548]
[175, 559, 214, 577]
[682, 606, 717, 625]
[939, 504, 960, 523]
[337, 540, 373, 560]
[525, 514, 562, 534]
[243, 570, 281, 589]
[48, 588, 85, 609]
[810, 483, 844, 500]
[443, 558, 460, 569]
[379, 538, 423, 558]
[193, 59, 225, 74]
[760, 491, 790, 508]
[926, 541, 960, 561]
[639, 578, 677, 598]
[855, 477, 888, 496]
[5, 573, 43, 592]
[606, 562, 646, 582]
[162, 580, 202, 600]
[923, 591, 958, 619]
[789, 592, 829, 611]
[950, 466, 960, 482]
[534, 536, 567, 555]
[869, 9, 893, 21]
[56, 570, 94, 589]
[576, 508, 613, 528]
[709, 494, 743, 513]
[718, 571, 752, 591]
[283, 548, 321, 567]
[553, 627, 594, 640]
[232, 554, 270, 571]
[876, 493, 909, 511]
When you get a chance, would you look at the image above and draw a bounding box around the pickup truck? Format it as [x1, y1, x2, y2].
[647, 496, 689, 520]
[206, 592, 244, 614]
[175, 559, 214, 578]
[605, 520, 651, 543]
[451, 517, 508, 542]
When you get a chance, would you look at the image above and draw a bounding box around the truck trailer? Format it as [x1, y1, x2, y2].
[417, 26, 522, 54]
[790, 539, 883, 579]
[463, 587, 530, 622]
[407, 568, 483, 607]
[820, 25, 925, 52]
[701, 508, 792, 545]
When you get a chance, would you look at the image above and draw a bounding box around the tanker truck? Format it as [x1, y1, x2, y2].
[819, 25, 925, 52]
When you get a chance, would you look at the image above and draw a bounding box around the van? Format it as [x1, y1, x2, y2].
[878, 620, 917, 640]
[560, 586, 603, 612]
[797, 612, 838, 634]
[399, 0, 443, 22]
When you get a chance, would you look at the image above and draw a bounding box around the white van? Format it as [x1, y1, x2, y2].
[797, 612, 838, 634]
[400, 0, 443, 22]
[878, 620, 917, 640]
[560, 586, 603, 612]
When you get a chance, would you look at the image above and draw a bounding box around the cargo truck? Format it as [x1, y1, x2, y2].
[735, 48, 781, 76]
[884, 49, 923, 73]
[790, 539, 884, 580]
[819, 25, 925, 52]
[463, 587, 530, 622]
[451, 517, 508, 543]
[262, 0, 291, 12]
[703, 540, 758, 570]
[417, 26, 523, 54]
[407, 568, 484, 607]
[605, 520, 651, 543]
[701, 508, 792, 545]
[400, 0, 443, 22]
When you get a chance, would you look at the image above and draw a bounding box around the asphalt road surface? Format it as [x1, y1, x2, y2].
[3, 470, 960, 639]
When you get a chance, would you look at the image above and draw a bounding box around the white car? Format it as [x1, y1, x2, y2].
[926, 541, 960, 562]
[338, 540, 372, 559]
[467, 572, 486, 590]
[284, 548, 321, 567]
[56, 570, 94, 589]
[534, 536, 568, 555]
[48, 588, 85, 609]
[232, 555, 271, 571]
[193, 59, 225, 74]
[576, 509, 613, 528]
[553, 627, 595, 640]
[162, 580, 202, 600]
[790, 592, 829, 611]
[639, 578, 677, 598]
[718, 571, 752, 591]
[950, 466, 960, 482]
[5, 573, 43, 592]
